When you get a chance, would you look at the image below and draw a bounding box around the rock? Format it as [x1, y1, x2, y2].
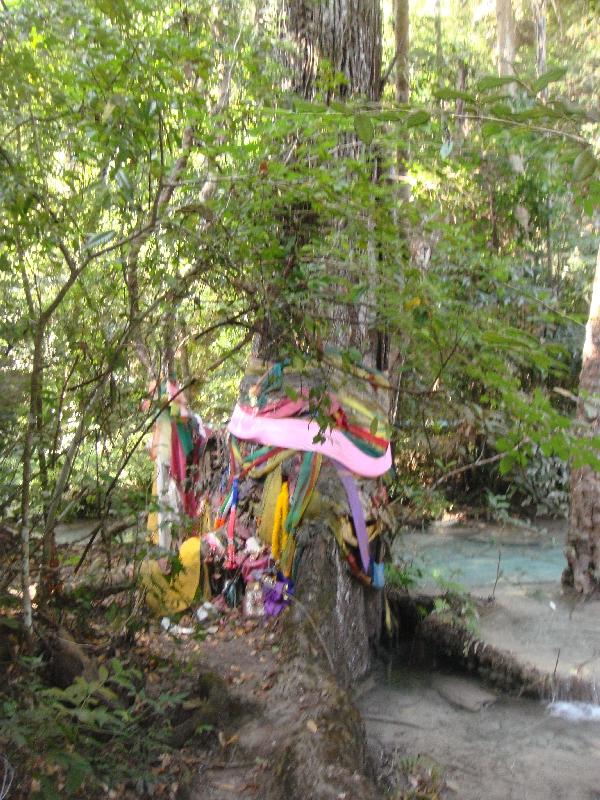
[433, 675, 497, 712]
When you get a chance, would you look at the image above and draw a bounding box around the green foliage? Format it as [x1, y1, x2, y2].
[0, 656, 190, 797]
[430, 575, 480, 636]
[0, 0, 598, 622]
[393, 754, 446, 800]
[385, 561, 423, 590]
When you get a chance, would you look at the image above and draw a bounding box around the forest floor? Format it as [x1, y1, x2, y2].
[2, 546, 379, 800]
[139, 609, 284, 800]
[6, 517, 600, 799]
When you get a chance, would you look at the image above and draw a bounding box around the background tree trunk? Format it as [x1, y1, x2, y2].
[285, 0, 382, 102]
[533, 0, 547, 100]
[395, 0, 409, 105]
[496, 0, 517, 96]
[565, 245, 600, 594]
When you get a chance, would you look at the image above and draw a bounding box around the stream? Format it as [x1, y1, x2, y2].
[359, 661, 600, 800]
[371, 519, 600, 798]
[394, 519, 566, 590]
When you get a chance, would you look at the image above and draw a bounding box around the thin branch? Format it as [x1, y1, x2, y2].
[192, 308, 252, 341]
[380, 52, 398, 91]
[453, 113, 589, 145]
[433, 437, 530, 488]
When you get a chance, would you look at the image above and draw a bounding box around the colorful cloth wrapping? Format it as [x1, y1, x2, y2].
[263, 576, 294, 617]
[333, 461, 370, 573]
[227, 358, 392, 581]
[228, 404, 391, 478]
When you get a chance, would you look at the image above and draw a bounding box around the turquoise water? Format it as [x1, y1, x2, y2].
[395, 524, 566, 589]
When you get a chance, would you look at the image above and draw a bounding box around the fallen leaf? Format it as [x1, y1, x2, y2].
[182, 698, 204, 710]
[306, 719, 318, 733]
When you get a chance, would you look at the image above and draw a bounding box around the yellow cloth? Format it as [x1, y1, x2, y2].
[257, 466, 282, 546]
[271, 481, 289, 561]
[280, 534, 295, 578]
[140, 536, 201, 615]
[198, 500, 212, 536]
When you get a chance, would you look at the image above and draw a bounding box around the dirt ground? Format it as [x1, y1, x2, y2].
[138, 607, 376, 800]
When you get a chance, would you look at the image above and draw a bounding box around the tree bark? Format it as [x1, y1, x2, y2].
[565, 245, 600, 594]
[284, 0, 382, 102]
[247, 0, 386, 683]
[19, 378, 36, 635]
[395, 0, 409, 105]
[434, 0, 443, 88]
[533, 0, 547, 100]
[496, 0, 517, 96]
[455, 58, 468, 143]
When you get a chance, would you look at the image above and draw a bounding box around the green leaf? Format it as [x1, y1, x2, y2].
[65, 755, 92, 793]
[572, 149, 597, 183]
[353, 114, 374, 145]
[347, 346, 362, 364]
[83, 230, 116, 250]
[283, 384, 299, 401]
[433, 88, 474, 102]
[39, 776, 62, 800]
[0, 616, 21, 629]
[329, 101, 351, 116]
[532, 67, 567, 94]
[477, 75, 517, 92]
[115, 168, 133, 199]
[481, 121, 504, 139]
[404, 110, 430, 128]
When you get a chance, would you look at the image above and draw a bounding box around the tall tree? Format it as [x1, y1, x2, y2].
[244, 0, 387, 684]
[565, 244, 600, 595]
[533, 0, 547, 99]
[395, 0, 410, 106]
[496, 0, 517, 95]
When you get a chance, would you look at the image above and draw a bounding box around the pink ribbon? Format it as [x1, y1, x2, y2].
[228, 404, 391, 478]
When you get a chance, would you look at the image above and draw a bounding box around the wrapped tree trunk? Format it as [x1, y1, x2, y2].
[231, 360, 391, 685]
[565, 245, 600, 594]
[239, 0, 388, 684]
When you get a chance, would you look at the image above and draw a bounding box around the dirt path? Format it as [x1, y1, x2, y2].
[187, 616, 281, 799]
[154, 609, 376, 800]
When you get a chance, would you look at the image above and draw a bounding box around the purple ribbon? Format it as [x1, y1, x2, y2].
[333, 461, 370, 574]
[263, 578, 293, 617]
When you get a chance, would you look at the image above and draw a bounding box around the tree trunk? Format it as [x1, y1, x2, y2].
[565, 245, 600, 594]
[395, 0, 409, 105]
[496, 0, 517, 96]
[434, 0, 443, 88]
[285, 0, 382, 102]
[244, 0, 386, 684]
[533, 0, 547, 100]
[455, 58, 468, 143]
